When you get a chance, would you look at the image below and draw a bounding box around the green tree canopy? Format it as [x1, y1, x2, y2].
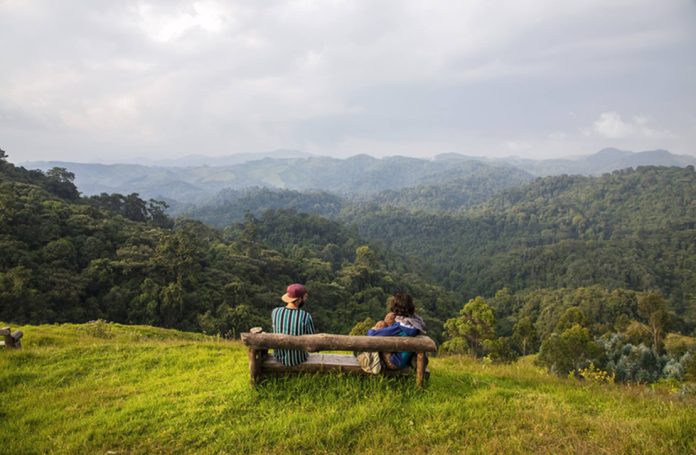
[637, 292, 671, 353]
[537, 324, 604, 376]
[442, 296, 496, 356]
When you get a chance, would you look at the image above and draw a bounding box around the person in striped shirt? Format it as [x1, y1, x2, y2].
[271, 283, 315, 367]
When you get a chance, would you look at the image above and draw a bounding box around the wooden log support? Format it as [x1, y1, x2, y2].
[240, 333, 437, 353]
[12, 331, 23, 348]
[1, 327, 22, 349]
[416, 352, 426, 388]
[248, 349, 267, 386]
[240, 333, 436, 387]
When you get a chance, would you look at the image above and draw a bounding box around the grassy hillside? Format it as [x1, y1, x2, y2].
[1, 322, 694, 454]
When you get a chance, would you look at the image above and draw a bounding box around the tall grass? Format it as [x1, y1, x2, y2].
[1, 322, 694, 454]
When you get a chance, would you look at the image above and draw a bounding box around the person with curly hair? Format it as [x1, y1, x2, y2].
[358, 292, 427, 372]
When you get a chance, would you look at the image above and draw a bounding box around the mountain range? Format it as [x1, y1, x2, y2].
[497, 148, 696, 176]
[21, 148, 695, 208]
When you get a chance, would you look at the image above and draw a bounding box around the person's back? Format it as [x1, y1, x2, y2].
[365, 293, 426, 370]
[271, 284, 315, 366]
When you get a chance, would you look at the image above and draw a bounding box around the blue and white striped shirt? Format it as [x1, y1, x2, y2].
[271, 306, 315, 366]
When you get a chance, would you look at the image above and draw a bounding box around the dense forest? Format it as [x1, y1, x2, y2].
[347, 166, 696, 332]
[181, 162, 533, 226]
[2, 149, 695, 382]
[182, 187, 345, 227]
[439, 286, 696, 382]
[0, 152, 457, 340]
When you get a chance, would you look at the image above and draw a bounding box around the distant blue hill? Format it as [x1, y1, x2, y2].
[434, 148, 696, 176]
[22, 155, 530, 205]
[20, 148, 695, 208]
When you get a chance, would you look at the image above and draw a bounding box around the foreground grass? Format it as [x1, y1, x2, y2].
[1, 322, 694, 454]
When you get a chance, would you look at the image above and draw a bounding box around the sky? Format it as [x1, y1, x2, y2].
[1, 0, 695, 163]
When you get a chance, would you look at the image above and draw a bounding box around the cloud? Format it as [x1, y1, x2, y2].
[592, 112, 636, 139]
[591, 112, 674, 140]
[0, 0, 694, 161]
[134, 1, 234, 43]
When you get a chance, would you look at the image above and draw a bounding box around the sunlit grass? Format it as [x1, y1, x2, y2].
[1, 322, 694, 454]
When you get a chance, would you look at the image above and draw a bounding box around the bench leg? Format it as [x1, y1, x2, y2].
[3, 334, 15, 349]
[416, 352, 426, 388]
[249, 349, 267, 387]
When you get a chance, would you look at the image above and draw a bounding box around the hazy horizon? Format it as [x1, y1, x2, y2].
[2, 1, 695, 163]
[14, 146, 696, 168]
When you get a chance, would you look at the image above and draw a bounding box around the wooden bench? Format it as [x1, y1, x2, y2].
[240, 332, 437, 387]
[0, 327, 23, 349]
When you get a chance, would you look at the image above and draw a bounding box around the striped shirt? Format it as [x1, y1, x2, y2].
[271, 306, 315, 367]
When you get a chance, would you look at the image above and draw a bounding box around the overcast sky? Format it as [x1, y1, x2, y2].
[1, 0, 695, 163]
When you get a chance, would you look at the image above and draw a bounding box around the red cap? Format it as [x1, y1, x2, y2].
[286, 283, 307, 298]
[282, 283, 308, 304]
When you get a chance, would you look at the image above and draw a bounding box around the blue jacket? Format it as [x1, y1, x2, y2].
[367, 323, 420, 369]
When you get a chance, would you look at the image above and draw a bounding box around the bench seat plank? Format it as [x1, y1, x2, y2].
[262, 353, 430, 377]
[264, 353, 362, 373]
[241, 333, 436, 352]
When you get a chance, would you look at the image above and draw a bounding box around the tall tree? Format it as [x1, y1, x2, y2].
[442, 296, 496, 356]
[637, 292, 671, 353]
[512, 316, 537, 356]
[45, 167, 80, 200]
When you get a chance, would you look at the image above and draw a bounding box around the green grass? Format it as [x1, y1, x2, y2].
[1, 322, 695, 454]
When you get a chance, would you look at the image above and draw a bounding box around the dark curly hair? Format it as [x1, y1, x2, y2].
[388, 292, 415, 317]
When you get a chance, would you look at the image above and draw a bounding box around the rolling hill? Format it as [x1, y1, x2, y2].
[23, 155, 531, 204]
[1, 321, 694, 454]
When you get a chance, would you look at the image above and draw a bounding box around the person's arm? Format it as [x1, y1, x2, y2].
[367, 323, 402, 337]
[305, 313, 315, 335]
[271, 308, 278, 333]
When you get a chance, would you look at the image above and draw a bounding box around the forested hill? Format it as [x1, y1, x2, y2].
[180, 187, 345, 227]
[180, 164, 532, 227]
[3, 150, 696, 341]
[0, 154, 457, 339]
[25, 155, 530, 204]
[473, 166, 696, 235]
[354, 165, 532, 213]
[348, 166, 696, 330]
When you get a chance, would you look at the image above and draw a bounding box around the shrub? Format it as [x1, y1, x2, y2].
[664, 333, 696, 358]
[537, 324, 603, 376]
[578, 362, 615, 384]
[681, 351, 696, 381]
[623, 321, 652, 346]
[662, 358, 685, 381]
[439, 337, 470, 356]
[349, 317, 375, 336]
[482, 337, 519, 363]
[611, 343, 665, 383]
[78, 319, 114, 339]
